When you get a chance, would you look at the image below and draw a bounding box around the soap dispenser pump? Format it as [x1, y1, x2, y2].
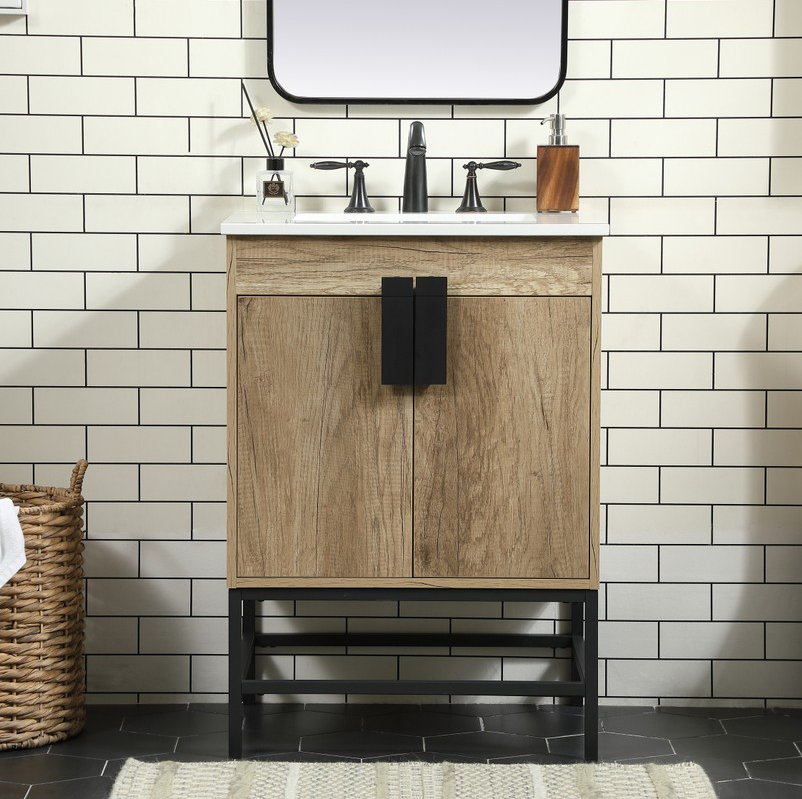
[536, 114, 579, 213]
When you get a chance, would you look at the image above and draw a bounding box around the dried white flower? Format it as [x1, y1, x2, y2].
[273, 131, 299, 149]
[253, 107, 273, 124]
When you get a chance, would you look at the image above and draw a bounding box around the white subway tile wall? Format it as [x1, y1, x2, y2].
[1, 0, 800, 706]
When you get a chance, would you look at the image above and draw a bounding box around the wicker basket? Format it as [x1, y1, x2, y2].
[0, 460, 88, 750]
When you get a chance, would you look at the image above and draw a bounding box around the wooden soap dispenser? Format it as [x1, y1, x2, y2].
[536, 114, 579, 213]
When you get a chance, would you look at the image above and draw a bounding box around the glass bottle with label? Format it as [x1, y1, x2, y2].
[256, 157, 295, 217]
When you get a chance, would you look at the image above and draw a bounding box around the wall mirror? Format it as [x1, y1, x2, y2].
[268, 0, 567, 105]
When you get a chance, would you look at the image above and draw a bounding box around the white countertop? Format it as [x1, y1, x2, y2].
[221, 211, 608, 237]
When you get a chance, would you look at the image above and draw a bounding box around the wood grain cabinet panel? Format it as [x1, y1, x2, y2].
[227, 235, 601, 590]
[413, 297, 590, 580]
[236, 295, 412, 579]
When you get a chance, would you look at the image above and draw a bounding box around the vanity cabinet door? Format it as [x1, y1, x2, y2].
[413, 296, 591, 581]
[236, 296, 412, 580]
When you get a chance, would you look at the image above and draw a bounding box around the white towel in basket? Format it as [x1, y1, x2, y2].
[0, 497, 25, 589]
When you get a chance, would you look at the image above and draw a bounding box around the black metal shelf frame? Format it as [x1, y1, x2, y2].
[228, 587, 598, 760]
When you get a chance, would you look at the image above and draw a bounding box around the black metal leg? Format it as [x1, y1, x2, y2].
[243, 598, 256, 705]
[583, 590, 599, 761]
[568, 601, 584, 707]
[228, 589, 244, 759]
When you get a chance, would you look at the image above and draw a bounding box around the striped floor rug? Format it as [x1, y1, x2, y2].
[110, 759, 717, 799]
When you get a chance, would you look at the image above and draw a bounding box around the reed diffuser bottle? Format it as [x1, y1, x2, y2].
[536, 114, 579, 213]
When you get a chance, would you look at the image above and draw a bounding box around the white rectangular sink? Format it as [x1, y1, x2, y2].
[221, 211, 608, 237]
[293, 212, 538, 224]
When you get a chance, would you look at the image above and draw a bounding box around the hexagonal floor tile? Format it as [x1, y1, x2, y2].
[673, 734, 799, 763]
[307, 703, 418, 717]
[365, 710, 480, 737]
[243, 709, 362, 736]
[421, 703, 535, 717]
[46, 729, 177, 760]
[0, 784, 28, 799]
[723, 715, 802, 742]
[243, 703, 304, 717]
[173, 732, 231, 760]
[26, 775, 113, 799]
[549, 732, 674, 762]
[123, 709, 229, 737]
[2, 753, 106, 785]
[302, 730, 422, 758]
[483, 709, 584, 738]
[424, 731, 548, 760]
[658, 706, 770, 720]
[0, 753, 104, 785]
[597, 705, 656, 719]
[747, 756, 802, 786]
[715, 779, 802, 799]
[604, 710, 723, 739]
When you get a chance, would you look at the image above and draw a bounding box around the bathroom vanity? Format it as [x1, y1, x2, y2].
[223, 211, 606, 759]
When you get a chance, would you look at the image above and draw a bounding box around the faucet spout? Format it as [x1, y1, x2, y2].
[402, 121, 428, 212]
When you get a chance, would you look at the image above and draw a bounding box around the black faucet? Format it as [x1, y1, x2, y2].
[402, 121, 428, 212]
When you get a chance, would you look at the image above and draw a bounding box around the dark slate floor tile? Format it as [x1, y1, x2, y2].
[175, 730, 299, 759]
[0, 748, 45, 762]
[716, 779, 802, 799]
[170, 733, 231, 760]
[244, 709, 362, 736]
[306, 703, 417, 717]
[82, 710, 126, 735]
[365, 710, 480, 736]
[596, 705, 656, 719]
[673, 734, 800, 763]
[17, 701, 802, 798]
[424, 731, 548, 759]
[0, 783, 28, 799]
[243, 703, 305, 717]
[0, 753, 104, 785]
[773, 708, 802, 717]
[483, 709, 585, 737]
[603, 710, 723, 739]
[123, 709, 229, 737]
[747, 756, 802, 786]
[659, 706, 772, 720]
[48, 730, 177, 760]
[422, 703, 535, 717]
[90, 704, 186, 718]
[26, 776, 113, 799]
[723, 715, 802, 741]
[549, 731, 674, 762]
[189, 703, 229, 715]
[302, 731, 422, 757]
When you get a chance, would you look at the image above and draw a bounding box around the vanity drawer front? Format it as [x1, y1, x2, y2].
[230, 236, 594, 297]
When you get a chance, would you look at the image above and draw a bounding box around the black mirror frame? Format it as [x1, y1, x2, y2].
[266, 0, 568, 106]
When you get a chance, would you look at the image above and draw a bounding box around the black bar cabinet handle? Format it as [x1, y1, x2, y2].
[381, 277, 414, 385]
[414, 276, 447, 385]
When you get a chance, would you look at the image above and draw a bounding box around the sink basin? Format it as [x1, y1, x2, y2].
[293, 212, 538, 224]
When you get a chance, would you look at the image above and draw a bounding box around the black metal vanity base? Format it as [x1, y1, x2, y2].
[228, 588, 599, 761]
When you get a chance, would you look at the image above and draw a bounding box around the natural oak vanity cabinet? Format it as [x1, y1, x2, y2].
[227, 233, 601, 590]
